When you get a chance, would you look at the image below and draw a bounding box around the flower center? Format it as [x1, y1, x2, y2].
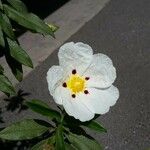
[66, 74, 85, 94]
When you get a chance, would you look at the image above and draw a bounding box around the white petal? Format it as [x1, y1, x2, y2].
[79, 85, 119, 114]
[53, 86, 64, 105]
[84, 53, 116, 88]
[57, 87, 94, 122]
[58, 42, 93, 74]
[46, 66, 64, 96]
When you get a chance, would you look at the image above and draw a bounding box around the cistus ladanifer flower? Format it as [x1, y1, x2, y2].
[47, 42, 119, 122]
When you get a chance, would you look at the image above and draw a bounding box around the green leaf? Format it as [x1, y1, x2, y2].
[0, 12, 15, 40]
[7, 0, 28, 13]
[63, 115, 106, 133]
[65, 143, 77, 150]
[0, 65, 4, 74]
[0, 119, 49, 140]
[0, 74, 16, 95]
[0, 25, 5, 47]
[4, 4, 55, 37]
[67, 133, 102, 150]
[82, 120, 107, 133]
[7, 38, 33, 68]
[5, 53, 23, 81]
[0, 0, 3, 10]
[55, 125, 65, 150]
[26, 99, 61, 121]
[31, 139, 48, 150]
[28, 99, 50, 108]
[31, 136, 55, 150]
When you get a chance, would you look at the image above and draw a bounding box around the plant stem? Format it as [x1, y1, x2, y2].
[60, 111, 65, 123]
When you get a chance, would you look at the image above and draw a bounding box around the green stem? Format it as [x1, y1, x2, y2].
[60, 111, 65, 123]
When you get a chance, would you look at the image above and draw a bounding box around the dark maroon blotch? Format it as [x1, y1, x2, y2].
[72, 94, 76, 98]
[62, 82, 67, 87]
[85, 77, 90, 80]
[72, 69, 77, 74]
[84, 90, 89, 94]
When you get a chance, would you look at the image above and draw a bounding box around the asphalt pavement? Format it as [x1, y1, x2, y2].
[0, 0, 149, 149]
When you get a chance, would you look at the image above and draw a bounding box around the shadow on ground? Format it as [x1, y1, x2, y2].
[0, 89, 30, 149]
[4, 90, 29, 113]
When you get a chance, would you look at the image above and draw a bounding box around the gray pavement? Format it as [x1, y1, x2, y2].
[0, 0, 150, 149]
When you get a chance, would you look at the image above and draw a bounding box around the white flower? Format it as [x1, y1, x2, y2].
[47, 42, 119, 122]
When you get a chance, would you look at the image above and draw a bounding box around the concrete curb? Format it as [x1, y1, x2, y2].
[0, 0, 110, 96]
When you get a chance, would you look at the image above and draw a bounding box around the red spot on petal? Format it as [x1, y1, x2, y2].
[84, 90, 89, 94]
[62, 82, 67, 87]
[72, 69, 76, 74]
[72, 94, 76, 98]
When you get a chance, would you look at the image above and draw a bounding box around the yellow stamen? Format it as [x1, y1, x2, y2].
[66, 74, 85, 94]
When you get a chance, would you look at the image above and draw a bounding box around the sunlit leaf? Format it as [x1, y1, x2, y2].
[0, 119, 49, 140]
[46, 23, 59, 32]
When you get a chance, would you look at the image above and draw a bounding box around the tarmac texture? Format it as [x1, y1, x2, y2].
[0, 0, 149, 149]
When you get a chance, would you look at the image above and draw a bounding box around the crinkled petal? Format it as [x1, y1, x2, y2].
[55, 87, 94, 122]
[84, 53, 116, 88]
[52, 86, 64, 105]
[58, 42, 93, 74]
[46, 66, 65, 96]
[79, 85, 119, 114]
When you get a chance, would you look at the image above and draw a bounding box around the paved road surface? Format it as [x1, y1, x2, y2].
[0, 0, 149, 149]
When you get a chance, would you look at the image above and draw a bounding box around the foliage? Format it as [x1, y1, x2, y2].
[0, 1, 107, 149]
[0, 0, 58, 96]
[0, 99, 106, 149]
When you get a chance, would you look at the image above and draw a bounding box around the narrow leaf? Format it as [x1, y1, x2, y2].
[0, 74, 16, 95]
[28, 99, 50, 108]
[82, 120, 107, 133]
[65, 143, 77, 150]
[4, 38, 23, 81]
[55, 125, 65, 150]
[0, 65, 4, 74]
[0, 12, 15, 39]
[7, 38, 33, 68]
[0, 119, 49, 140]
[0, 25, 5, 47]
[31, 137, 55, 150]
[5, 53, 23, 81]
[31, 139, 48, 150]
[67, 133, 102, 150]
[4, 5, 55, 37]
[0, 0, 3, 10]
[7, 0, 28, 13]
[26, 99, 61, 121]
